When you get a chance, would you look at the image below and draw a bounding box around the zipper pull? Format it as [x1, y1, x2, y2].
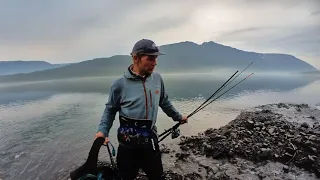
[151, 139, 155, 150]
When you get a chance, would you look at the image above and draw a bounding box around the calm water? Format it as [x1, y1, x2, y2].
[0, 72, 319, 180]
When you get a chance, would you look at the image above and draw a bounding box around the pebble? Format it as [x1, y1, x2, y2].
[283, 165, 289, 173]
[309, 135, 317, 141]
[308, 155, 317, 162]
[268, 128, 275, 134]
[301, 122, 310, 128]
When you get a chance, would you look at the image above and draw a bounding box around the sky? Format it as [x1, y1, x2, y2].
[0, 0, 319, 69]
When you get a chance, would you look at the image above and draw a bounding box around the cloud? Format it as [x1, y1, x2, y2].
[310, 10, 320, 16]
[0, 0, 319, 69]
[0, 1, 126, 44]
[222, 27, 271, 36]
[268, 29, 320, 51]
[134, 16, 192, 35]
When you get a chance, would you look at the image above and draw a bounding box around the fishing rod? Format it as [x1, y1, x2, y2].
[187, 70, 238, 118]
[188, 61, 254, 118]
[157, 70, 239, 141]
[158, 62, 254, 143]
[191, 73, 254, 115]
[158, 73, 254, 142]
[189, 62, 254, 116]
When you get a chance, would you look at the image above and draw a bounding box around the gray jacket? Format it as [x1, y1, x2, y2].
[98, 65, 182, 137]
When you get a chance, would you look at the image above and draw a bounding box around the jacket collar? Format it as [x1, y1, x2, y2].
[124, 64, 152, 80]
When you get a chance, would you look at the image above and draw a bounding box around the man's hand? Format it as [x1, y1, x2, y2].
[180, 115, 188, 124]
[95, 131, 109, 145]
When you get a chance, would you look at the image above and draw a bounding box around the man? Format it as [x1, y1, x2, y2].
[95, 39, 188, 180]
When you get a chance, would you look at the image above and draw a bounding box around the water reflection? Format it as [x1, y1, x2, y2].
[0, 72, 317, 105]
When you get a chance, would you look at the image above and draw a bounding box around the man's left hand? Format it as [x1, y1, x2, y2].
[180, 115, 188, 124]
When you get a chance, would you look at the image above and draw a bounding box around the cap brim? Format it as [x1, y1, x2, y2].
[141, 52, 166, 56]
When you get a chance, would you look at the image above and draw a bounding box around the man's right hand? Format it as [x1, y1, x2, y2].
[95, 131, 109, 145]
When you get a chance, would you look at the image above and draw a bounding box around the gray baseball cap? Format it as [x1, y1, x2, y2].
[130, 39, 165, 56]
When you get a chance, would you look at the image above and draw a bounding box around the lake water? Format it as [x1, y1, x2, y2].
[0, 72, 319, 180]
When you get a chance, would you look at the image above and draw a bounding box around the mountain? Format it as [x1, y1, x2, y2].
[299, 70, 320, 77]
[0, 60, 70, 75]
[158, 41, 318, 72]
[301, 71, 320, 74]
[0, 41, 318, 82]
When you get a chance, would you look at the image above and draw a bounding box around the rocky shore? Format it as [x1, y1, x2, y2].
[136, 103, 320, 179]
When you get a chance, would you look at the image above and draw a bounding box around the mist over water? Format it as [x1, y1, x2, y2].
[0, 72, 319, 180]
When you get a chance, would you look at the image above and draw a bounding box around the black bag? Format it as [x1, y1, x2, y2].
[117, 116, 159, 150]
[69, 137, 119, 180]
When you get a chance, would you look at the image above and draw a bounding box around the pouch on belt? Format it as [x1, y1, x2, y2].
[117, 116, 158, 149]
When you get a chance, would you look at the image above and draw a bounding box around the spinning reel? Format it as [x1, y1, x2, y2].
[171, 128, 181, 139]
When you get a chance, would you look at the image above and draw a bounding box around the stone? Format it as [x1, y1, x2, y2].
[307, 116, 316, 120]
[304, 140, 313, 146]
[268, 128, 275, 134]
[300, 132, 307, 136]
[301, 122, 310, 129]
[283, 165, 289, 173]
[310, 147, 317, 153]
[309, 135, 317, 141]
[294, 138, 302, 144]
[264, 121, 271, 125]
[180, 145, 189, 151]
[308, 155, 317, 162]
[260, 148, 272, 158]
[262, 109, 272, 113]
[246, 120, 255, 129]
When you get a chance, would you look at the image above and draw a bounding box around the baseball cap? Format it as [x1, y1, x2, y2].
[130, 39, 165, 56]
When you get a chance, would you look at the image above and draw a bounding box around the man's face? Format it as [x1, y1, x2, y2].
[137, 55, 157, 75]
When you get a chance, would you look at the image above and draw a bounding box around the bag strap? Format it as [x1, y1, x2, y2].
[103, 142, 116, 169]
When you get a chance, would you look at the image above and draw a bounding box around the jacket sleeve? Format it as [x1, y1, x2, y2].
[97, 81, 121, 137]
[159, 75, 182, 121]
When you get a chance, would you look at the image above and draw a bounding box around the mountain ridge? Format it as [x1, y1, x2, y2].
[0, 41, 318, 82]
[0, 60, 70, 75]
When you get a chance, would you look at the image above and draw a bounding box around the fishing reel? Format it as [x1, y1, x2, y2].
[171, 128, 181, 139]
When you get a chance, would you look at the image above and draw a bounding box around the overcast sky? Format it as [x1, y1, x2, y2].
[1, 0, 319, 69]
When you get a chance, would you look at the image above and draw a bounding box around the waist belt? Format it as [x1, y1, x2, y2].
[117, 116, 158, 149]
[119, 116, 153, 129]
